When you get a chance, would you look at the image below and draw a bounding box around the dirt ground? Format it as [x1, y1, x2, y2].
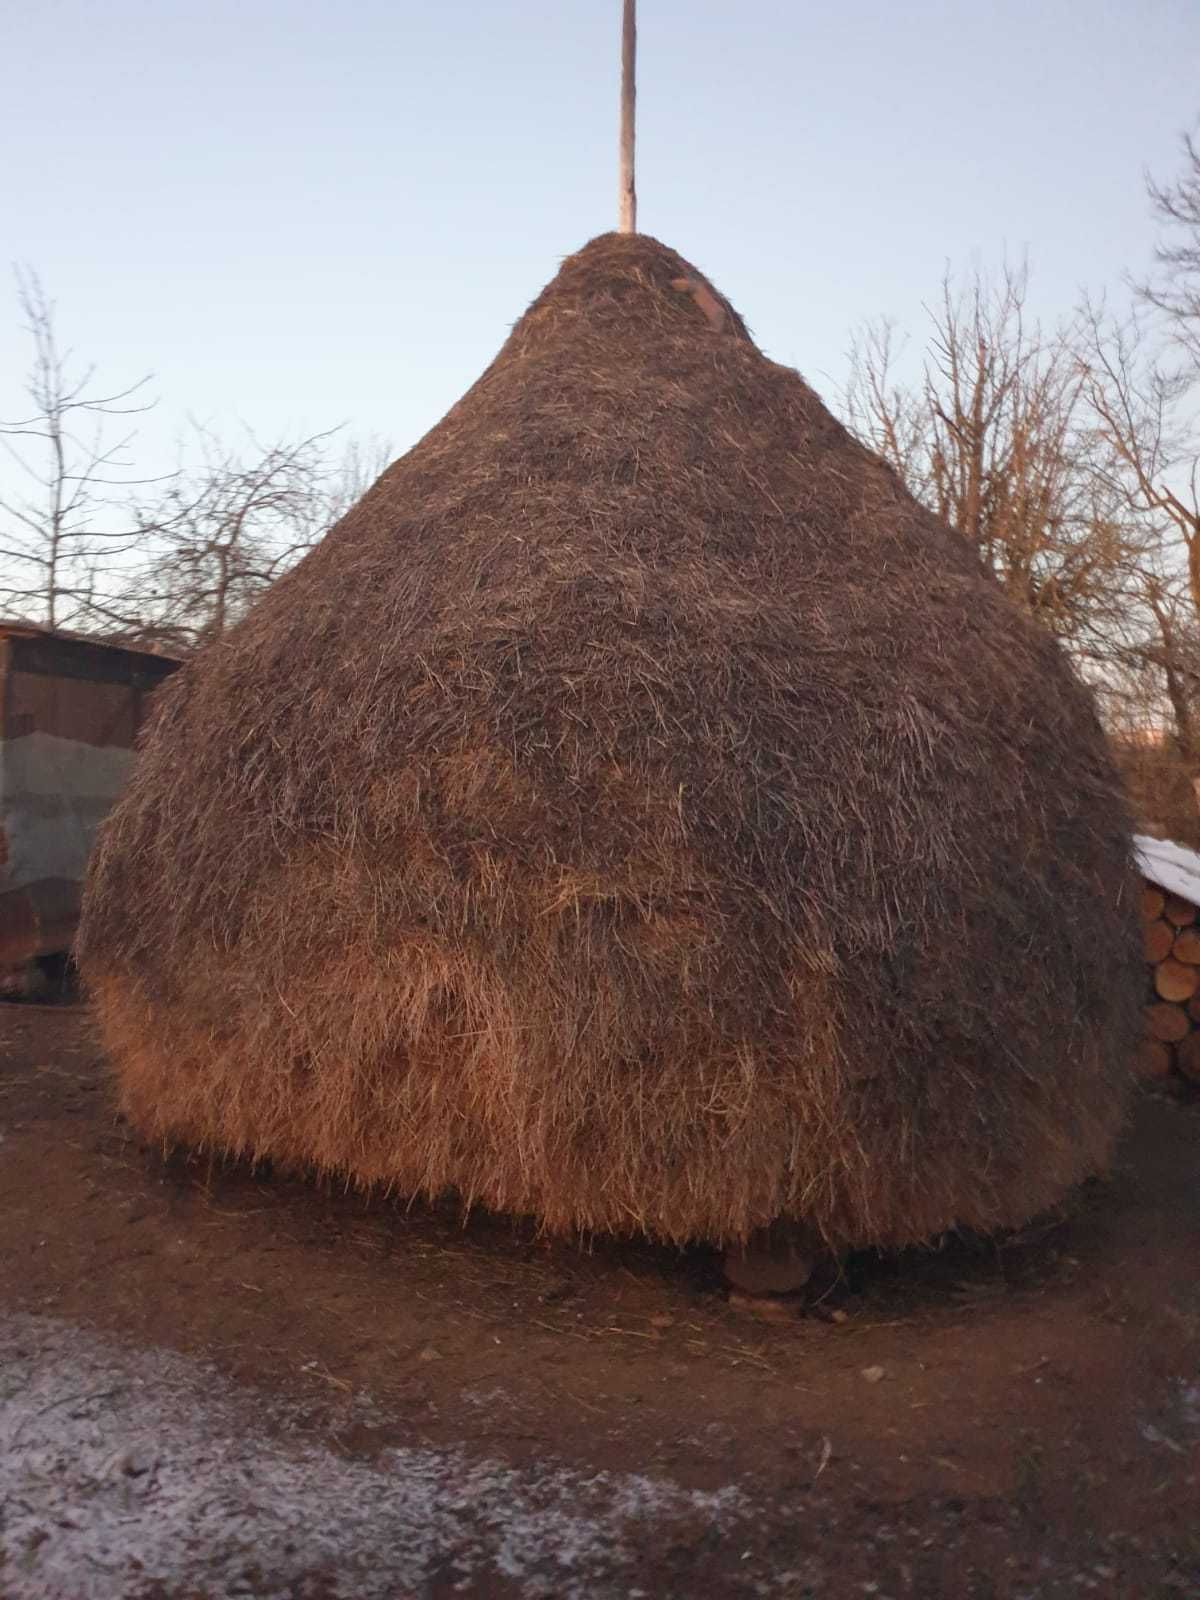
[1, 1004, 1198, 1599]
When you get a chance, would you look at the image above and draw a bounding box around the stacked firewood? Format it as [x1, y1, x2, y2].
[1141, 881, 1200, 1084]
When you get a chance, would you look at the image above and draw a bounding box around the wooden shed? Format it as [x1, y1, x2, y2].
[0, 622, 179, 985]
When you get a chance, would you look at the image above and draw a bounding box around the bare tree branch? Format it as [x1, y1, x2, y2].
[0, 267, 164, 629]
[116, 427, 391, 647]
[842, 262, 1150, 650]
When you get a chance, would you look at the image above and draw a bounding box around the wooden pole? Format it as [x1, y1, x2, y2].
[618, 0, 637, 233]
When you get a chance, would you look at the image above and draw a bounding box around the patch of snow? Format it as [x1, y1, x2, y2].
[1134, 833, 1200, 907]
[0, 1314, 756, 1600]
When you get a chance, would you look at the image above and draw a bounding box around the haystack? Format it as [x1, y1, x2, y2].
[79, 233, 1142, 1249]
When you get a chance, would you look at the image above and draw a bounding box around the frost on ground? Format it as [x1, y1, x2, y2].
[0, 1314, 756, 1600]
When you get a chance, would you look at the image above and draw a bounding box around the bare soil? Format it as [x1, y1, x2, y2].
[1, 1004, 1198, 1598]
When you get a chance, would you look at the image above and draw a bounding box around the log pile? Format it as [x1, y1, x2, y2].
[1140, 880, 1200, 1086]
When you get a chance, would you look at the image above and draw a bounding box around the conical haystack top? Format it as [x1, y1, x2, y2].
[500, 233, 751, 351]
[81, 235, 1141, 1252]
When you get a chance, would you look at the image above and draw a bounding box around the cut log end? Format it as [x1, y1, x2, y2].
[1142, 886, 1166, 921]
[1154, 958, 1199, 1003]
[1163, 892, 1198, 928]
[1144, 919, 1175, 963]
[1145, 1001, 1191, 1043]
[1177, 1031, 1200, 1083]
[1137, 1040, 1175, 1081]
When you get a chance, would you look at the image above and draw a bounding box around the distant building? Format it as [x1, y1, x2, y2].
[0, 622, 179, 987]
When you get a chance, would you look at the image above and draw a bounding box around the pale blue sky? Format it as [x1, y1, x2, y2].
[3, 0, 1199, 470]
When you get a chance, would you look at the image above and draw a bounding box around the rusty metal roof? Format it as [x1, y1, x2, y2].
[0, 618, 182, 664]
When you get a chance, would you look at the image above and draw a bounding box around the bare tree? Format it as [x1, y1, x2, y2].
[1090, 557, 1200, 844]
[844, 264, 1143, 648]
[1137, 567, 1200, 756]
[0, 271, 393, 650]
[1083, 554, 1199, 748]
[1137, 130, 1200, 363]
[120, 425, 347, 648]
[0, 269, 166, 630]
[111, 428, 392, 649]
[1077, 302, 1200, 623]
[1071, 132, 1200, 641]
[316, 432, 393, 532]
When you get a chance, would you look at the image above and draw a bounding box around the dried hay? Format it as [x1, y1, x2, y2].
[79, 233, 1142, 1248]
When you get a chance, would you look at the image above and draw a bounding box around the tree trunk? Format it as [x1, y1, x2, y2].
[1146, 1001, 1190, 1042]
